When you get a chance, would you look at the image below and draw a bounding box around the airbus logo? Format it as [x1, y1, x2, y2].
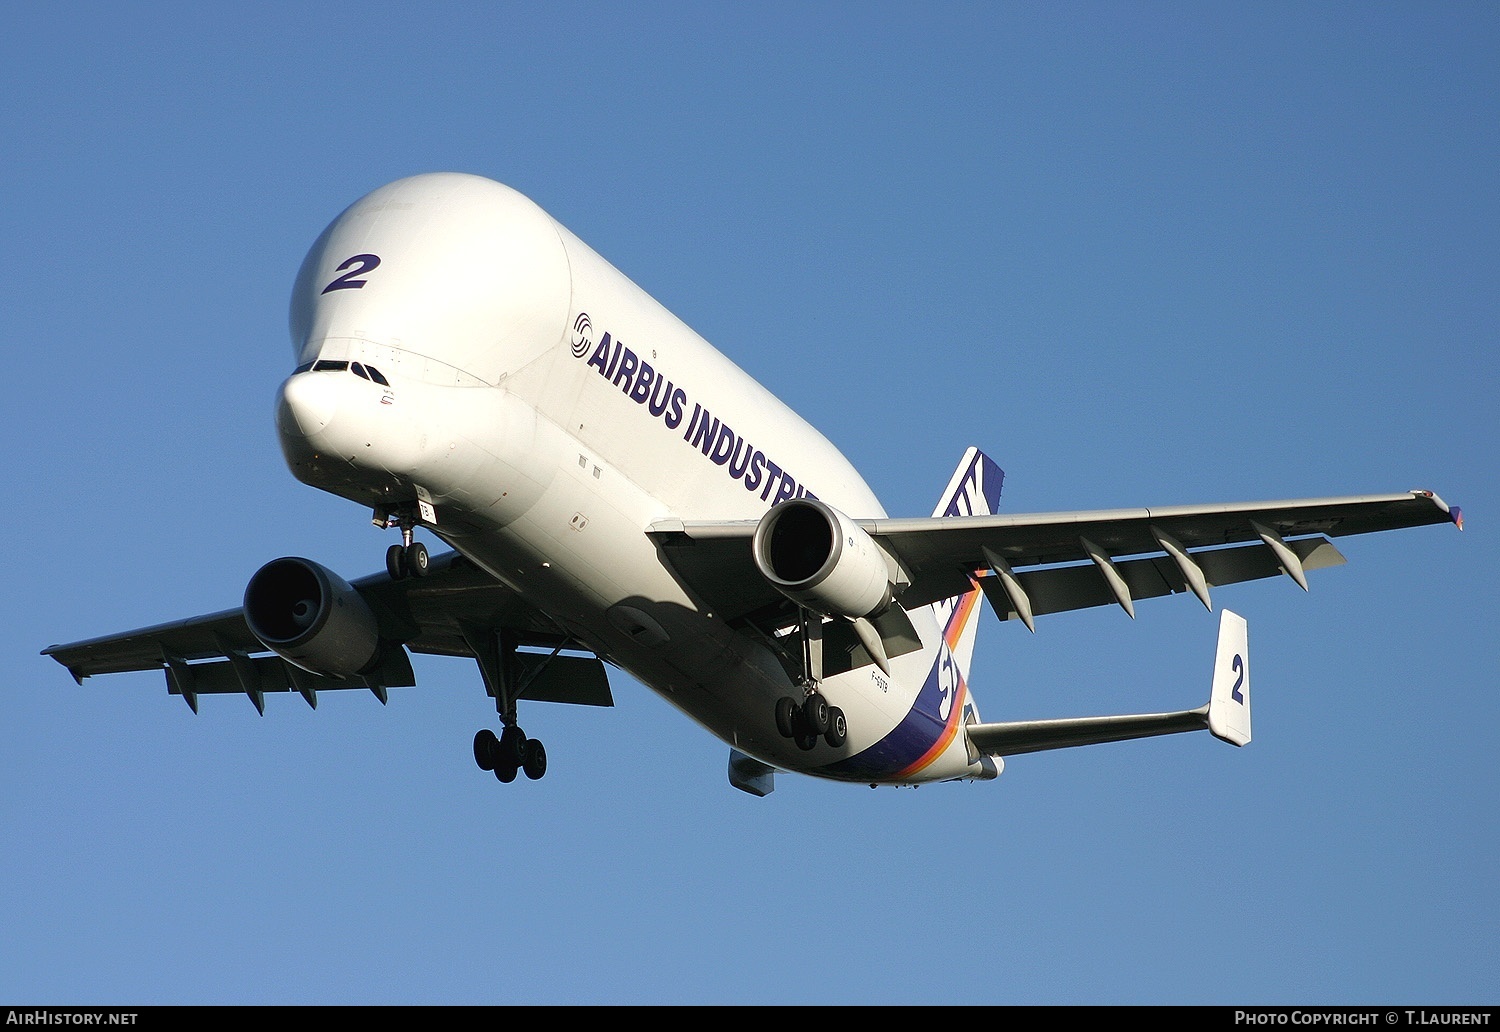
[570, 312, 594, 359]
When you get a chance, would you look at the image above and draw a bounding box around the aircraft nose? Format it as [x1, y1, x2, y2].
[276, 371, 339, 440]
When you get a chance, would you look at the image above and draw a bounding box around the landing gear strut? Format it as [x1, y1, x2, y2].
[374, 502, 545, 783]
[461, 625, 554, 785]
[380, 507, 429, 579]
[773, 610, 848, 751]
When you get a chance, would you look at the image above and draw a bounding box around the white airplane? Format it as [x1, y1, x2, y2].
[43, 172, 1463, 796]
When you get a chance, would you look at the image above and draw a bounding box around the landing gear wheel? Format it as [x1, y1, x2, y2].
[386, 544, 407, 580]
[823, 706, 847, 747]
[473, 728, 498, 771]
[803, 692, 830, 735]
[795, 731, 819, 751]
[406, 540, 429, 577]
[522, 738, 547, 780]
[494, 759, 519, 783]
[499, 725, 528, 768]
[775, 696, 798, 738]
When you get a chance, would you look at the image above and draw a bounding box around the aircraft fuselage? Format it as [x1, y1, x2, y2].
[276, 172, 983, 784]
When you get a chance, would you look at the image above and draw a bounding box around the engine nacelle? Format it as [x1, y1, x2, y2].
[752, 498, 893, 620]
[243, 557, 380, 678]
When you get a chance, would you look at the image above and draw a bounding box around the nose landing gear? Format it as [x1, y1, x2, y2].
[379, 506, 429, 580]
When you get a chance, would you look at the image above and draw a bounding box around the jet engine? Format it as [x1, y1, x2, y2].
[752, 498, 893, 620]
[243, 557, 380, 677]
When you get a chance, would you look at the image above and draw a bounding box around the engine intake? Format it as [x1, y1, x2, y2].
[752, 498, 893, 620]
[243, 557, 380, 678]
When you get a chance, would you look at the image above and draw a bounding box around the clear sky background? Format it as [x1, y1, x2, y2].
[4, 2, 1494, 1007]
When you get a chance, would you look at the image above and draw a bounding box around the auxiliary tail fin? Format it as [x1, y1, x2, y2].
[963, 606, 1253, 758]
[931, 448, 1005, 683]
[1207, 608, 1251, 746]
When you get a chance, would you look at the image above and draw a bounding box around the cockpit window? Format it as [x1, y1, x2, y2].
[296, 360, 390, 386]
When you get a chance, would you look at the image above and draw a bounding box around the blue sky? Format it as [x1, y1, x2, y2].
[3, 2, 1495, 1006]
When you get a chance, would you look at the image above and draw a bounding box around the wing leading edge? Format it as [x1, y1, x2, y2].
[649, 489, 1462, 634]
[42, 550, 613, 714]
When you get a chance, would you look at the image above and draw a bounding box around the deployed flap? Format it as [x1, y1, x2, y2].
[43, 549, 608, 709]
[509, 652, 613, 708]
[977, 537, 1345, 623]
[650, 489, 1459, 627]
[44, 607, 258, 683]
[161, 653, 408, 701]
[820, 606, 924, 676]
[870, 489, 1458, 611]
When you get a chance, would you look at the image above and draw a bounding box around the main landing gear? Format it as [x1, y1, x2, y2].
[772, 610, 848, 751]
[460, 625, 555, 786]
[775, 686, 847, 751]
[473, 725, 546, 782]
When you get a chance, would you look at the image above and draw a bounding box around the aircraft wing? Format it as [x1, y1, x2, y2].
[649, 489, 1462, 632]
[42, 550, 613, 713]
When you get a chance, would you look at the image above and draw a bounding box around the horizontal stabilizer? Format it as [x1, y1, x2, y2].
[964, 607, 1252, 758]
[965, 707, 1212, 756]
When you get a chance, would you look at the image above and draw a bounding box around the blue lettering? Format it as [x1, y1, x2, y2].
[744, 449, 766, 491]
[728, 437, 751, 479]
[612, 347, 638, 390]
[587, 334, 612, 376]
[691, 412, 720, 457]
[646, 372, 672, 415]
[574, 320, 814, 500]
[606, 336, 622, 379]
[760, 460, 783, 501]
[665, 388, 686, 430]
[773, 472, 798, 505]
[629, 361, 655, 404]
[710, 423, 736, 466]
[666, 390, 687, 432]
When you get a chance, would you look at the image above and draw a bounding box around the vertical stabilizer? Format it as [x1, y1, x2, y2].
[931, 448, 1005, 682]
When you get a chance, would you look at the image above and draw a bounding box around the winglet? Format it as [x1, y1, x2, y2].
[1409, 489, 1462, 530]
[1207, 609, 1250, 746]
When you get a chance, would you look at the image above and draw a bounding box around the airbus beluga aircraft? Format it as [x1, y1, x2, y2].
[44, 172, 1462, 796]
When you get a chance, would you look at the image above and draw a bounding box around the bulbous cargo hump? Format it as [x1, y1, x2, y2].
[289, 172, 572, 385]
